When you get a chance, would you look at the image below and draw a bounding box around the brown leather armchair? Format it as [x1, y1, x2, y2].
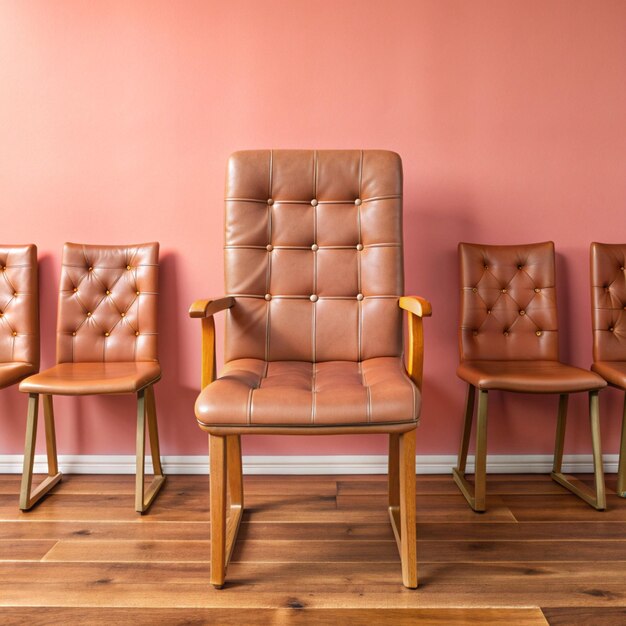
[189, 150, 431, 589]
[19, 243, 165, 512]
[453, 242, 607, 511]
[590, 242, 626, 497]
[0, 244, 39, 389]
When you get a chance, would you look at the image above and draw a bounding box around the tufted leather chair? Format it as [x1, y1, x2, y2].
[0, 244, 39, 388]
[189, 150, 431, 589]
[18, 243, 165, 512]
[590, 242, 626, 497]
[453, 242, 607, 511]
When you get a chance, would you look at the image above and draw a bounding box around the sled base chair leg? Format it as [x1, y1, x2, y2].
[551, 392, 606, 510]
[452, 385, 488, 512]
[20, 394, 62, 511]
[136, 385, 167, 514]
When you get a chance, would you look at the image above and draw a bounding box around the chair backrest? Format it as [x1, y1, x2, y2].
[224, 150, 404, 363]
[0, 244, 39, 368]
[56, 242, 159, 363]
[590, 242, 626, 362]
[458, 241, 558, 362]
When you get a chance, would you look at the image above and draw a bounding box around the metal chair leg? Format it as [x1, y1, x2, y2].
[551, 391, 606, 510]
[135, 385, 166, 514]
[19, 394, 62, 511]
[453, 387, 488, 511]
[617, 392, 626, 498]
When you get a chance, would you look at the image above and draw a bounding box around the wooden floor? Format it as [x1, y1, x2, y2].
[1, 473, 626, 625]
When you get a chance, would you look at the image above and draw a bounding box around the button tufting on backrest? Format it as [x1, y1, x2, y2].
[56, 242, 159, 364]
[590, 243, 626, 362]
[459, 241, 559, 362]
[0, 244, 39, 370]
[223, 150, 404, 363]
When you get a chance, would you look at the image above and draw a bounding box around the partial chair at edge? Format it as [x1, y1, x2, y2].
[18, 242, 166, 513]
[0, 244, 39, 410]
[591, 242, 626, 497]
[189, 149, 431, 589]
[453, 241, 607, 512]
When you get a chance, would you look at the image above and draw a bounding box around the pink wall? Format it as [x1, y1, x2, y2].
[1, 0, 625, 458]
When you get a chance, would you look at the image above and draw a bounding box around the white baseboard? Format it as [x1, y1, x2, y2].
[0, 453, 619, 475]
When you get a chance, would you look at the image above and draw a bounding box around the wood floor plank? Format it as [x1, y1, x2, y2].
[2, 560, 626, 587]
[504, 494, 626, 522]
[41, 537, 626, 564]
[542, 607, 626, 625]
[0, 607, 549, 626]
[0, 540, 57, 561]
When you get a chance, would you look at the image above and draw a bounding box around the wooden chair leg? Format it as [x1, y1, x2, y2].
[551, 391, 606, 510]
[388, 433, 400, 511]
[20, 394, 62, 511]
[210, 434, 227, 588]
[225, 435, 244, 568]
[453, 388, 488, 512]
[388, 429, 417, 588]
[617, 392, 626, 498]
[135, 386, 166, 514]
[552, 394, 568, 474]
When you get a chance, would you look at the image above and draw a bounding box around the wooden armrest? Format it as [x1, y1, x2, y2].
[399, 296, 432, 318]
[189, 297, 235, 319]
[399, 295, 432, 391]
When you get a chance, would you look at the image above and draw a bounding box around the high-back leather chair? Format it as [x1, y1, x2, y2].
[189, 150, 431, 589]
[454, 242, 607, 511]
[0, 244, 39, 389]
[591, 242, 626, 498]
[19, 243, 165, 512]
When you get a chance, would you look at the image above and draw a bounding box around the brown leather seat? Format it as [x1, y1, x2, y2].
[457, 360, 604, 393]
[196, 357, 418, 427]
[590, 242, 626, 497]
[190, 150, 431, 589]
[453, 241, 606, 512]
[0, 245, 39, 388]
[18, 243, 166, 513]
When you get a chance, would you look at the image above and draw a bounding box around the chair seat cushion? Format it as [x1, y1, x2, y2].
[19, 362, 161, 395]
[457, 360, 606, 393]
[195, 357, 419, 427]
[0, 362, 37, 390]
[592, 361, 626, 390]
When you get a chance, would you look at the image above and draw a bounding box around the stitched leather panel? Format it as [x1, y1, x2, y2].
[56, 243, 159, 363]
[224, 150, 403, 363]
[459, 241, 558, 361]
[195, 357, 419, 426]
[590, 242, 626, 362]
[0, 244, 39, 375]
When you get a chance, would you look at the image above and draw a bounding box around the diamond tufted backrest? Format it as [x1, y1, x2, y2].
[0, 245, 39, 368]
[459, 241, 559, 362]
[56, 243, 159, 363]
[590, 242, 626, 362]
[224, 150, 404, 363]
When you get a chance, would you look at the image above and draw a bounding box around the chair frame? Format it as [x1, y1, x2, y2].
[19, 384, 165, 513]
[190, 294, 431, 589]
[452, 385, 606, 512]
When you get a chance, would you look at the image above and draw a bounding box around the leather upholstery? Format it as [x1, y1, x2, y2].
[196, 357, 418, 427]
[458, 360, 605, 393]
[590, 242, 626, 390]
[458, 242, 605, 393]
[0, 244, 38, 389]
[197, 150, 419, 428]
[20, 362, 161, 396]
[20, 243, 160, 396]
[224, 150, 403, 363]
